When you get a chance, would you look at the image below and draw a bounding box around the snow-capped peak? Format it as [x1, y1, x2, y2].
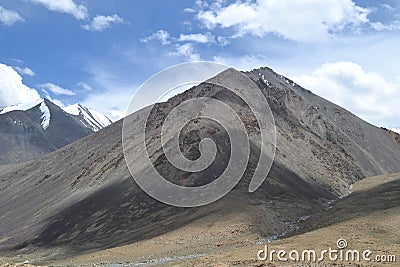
[0, 98, 43, 115]
[0, 98, 51, 130]
[63, 104, 112, 132]
[63, 103, 81, 116]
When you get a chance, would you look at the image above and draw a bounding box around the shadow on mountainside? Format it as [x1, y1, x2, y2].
[11, 160, 333, 261]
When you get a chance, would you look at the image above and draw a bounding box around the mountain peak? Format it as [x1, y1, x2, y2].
[63, 103, 112, 132]
[63, 103, 82, 116]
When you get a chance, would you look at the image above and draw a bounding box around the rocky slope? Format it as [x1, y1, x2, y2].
[0, 67, 399, 264]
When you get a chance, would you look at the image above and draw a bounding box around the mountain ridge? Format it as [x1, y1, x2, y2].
[63, 103, 112, 132]
[0, 98, 112, 164]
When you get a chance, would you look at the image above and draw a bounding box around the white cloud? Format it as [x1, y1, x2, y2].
[39, 83, 76, 96]
[77, 82, 92, 91]
[197, 0, 370, 42]
[83, 14, 125, 32]
[370, 20, 400, 31]
[169, 43, 201, 61]
[294, 61, 400, 127]
[178, 33, 215, 43]
[27, 0, 88, 20]
[141, 30, 171, 45]
[0, 6, 24, 26]
[0, 63, 40, 107]
[184, 8, 196, 13]
[13, 66, 36, 77]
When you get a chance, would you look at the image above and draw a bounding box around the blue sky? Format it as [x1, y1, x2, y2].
[0, 0, 399, 127]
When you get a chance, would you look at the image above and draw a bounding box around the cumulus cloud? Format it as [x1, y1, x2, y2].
[13, 66, 36, 77]
[141, 30, 171, 45]
[178, 33, 215, 43]
[27, 0, 88, 20]
[169, 43, 201, 61]
[197, 0, 370, 42]
[0, 6, 24, 26]
[0, 63, 40, 107]
[83, 14, 125, 32]
[294, 61, 400, 127]
[39, 83, 75, 96]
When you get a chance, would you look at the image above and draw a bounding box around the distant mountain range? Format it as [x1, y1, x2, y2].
[0, 99, 112, 164]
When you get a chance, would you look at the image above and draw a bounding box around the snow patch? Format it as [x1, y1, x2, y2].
[258, 72, 271, 87]
[0, 98, 43, 115]
[87, 108, 113, 128]
[64, 104, 112, 132]
[39, 101, 51, 129]
[63, 103, 80, 115]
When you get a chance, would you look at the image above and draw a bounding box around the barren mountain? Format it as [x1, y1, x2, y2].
[0, 67, 399, 265]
